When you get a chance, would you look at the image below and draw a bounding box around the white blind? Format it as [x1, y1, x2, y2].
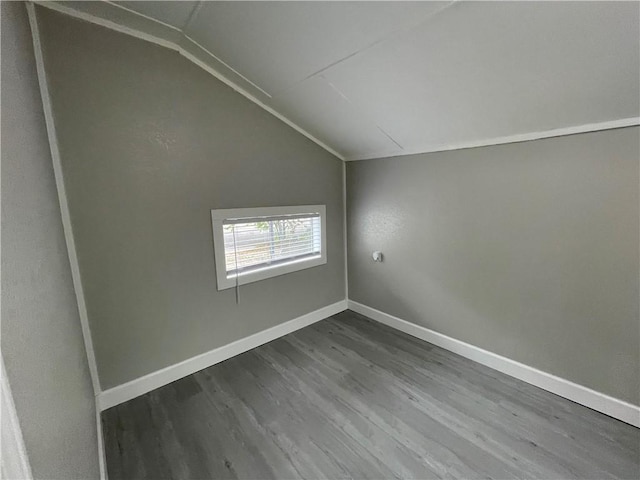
[223, 213, 321, 276]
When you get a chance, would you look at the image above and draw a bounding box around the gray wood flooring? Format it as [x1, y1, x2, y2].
[102, 310, 640, 479]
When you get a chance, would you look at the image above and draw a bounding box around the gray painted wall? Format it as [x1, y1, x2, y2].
[1, 3, 100, 478]
[347, 127, 640, 405]
[36, 8, 345, 390]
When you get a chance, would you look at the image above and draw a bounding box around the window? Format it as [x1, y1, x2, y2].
[211, 205, 326, 290]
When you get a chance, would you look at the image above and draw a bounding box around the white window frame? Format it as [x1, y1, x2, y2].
[211, 205, 327, 291]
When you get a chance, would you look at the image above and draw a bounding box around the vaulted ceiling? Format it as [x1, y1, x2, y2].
[44, 1, 639, 160]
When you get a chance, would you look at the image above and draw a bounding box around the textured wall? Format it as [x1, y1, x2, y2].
[347, 127, 640, 404]
[1, 3, 100, 478]
[37, 7, 345, 389]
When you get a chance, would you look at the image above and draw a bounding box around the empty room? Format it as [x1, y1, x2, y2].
[2, 1, 639, 479]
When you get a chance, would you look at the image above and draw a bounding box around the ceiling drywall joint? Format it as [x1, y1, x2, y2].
[376, 126, 404, 151]
[180, 1, 203, 32]
[105, 0, 181, 33]
[277, 0, 458, 98]
[323, 76, 404, 154]
[181, 33, 273, 98]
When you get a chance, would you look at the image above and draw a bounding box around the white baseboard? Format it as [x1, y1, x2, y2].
[348, 300, 640, 428]
[95, 404, 107, 479]
[97, 300, 347, 410]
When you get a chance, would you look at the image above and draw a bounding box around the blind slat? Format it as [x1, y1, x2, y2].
[225, 239, 321, 250]
[226, 248, 320, 266]
[223, 213, 321, 274]
[227, 252, 321, 276]
[224, 213, 320, 225]
[224, 239, 321, 250]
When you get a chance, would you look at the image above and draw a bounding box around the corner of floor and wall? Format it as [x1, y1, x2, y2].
[344, 126, 640, 427]
[3, 3, 347, 477]
[2, 2, 639, 479]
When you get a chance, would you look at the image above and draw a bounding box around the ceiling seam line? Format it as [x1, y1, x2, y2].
[98, 1, 272, 99]
[376, 126, 404, 150]
[323, 77, 403, 152]
[182, 33, 273, 98]
[270, 0, 458, 98]
[103, 0, 182, 33]
[180, 1, 204, 34]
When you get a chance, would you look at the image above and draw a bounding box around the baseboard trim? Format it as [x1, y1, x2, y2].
[347, 300, 640, 428]
[98, 300, 347, 410]
[95, 404, 107, 479]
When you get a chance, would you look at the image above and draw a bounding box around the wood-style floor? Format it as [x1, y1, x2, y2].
[102, 310, 640, 479]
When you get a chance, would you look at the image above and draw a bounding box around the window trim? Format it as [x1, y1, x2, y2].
[211, 205, 327, 291]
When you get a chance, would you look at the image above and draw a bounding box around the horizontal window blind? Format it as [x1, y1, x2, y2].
[223, 213, 321, 277]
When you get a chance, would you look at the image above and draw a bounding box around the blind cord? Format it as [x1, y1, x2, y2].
[232, 226, 240, 304]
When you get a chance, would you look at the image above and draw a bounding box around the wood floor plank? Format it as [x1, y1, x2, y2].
[102, 310, 640, 479]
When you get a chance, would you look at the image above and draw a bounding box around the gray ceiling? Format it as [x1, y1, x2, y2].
[79, 2, 640, 160]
